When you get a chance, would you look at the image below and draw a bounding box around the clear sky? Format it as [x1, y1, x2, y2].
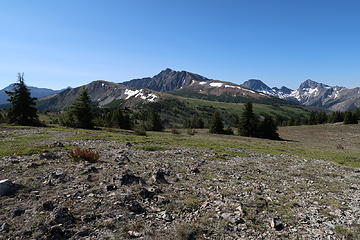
[1, 0, 360, 90]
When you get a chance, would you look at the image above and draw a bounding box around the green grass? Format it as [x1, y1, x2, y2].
[0, 134, 55, 157]
[1, 123, 359, 168]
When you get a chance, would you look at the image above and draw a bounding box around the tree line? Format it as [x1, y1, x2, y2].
[208, 102, 280, 140]
[281, 109, 359, 126]
[1, 73, 358, 141]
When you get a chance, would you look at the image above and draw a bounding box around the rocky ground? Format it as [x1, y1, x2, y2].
[0, 127, 360, 239]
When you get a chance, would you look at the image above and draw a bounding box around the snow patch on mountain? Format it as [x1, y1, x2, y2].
[210, 82, 224, 87]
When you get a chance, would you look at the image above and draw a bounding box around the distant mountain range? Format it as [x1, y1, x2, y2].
[2, 68, 360, 112]
[0, 84, 64, 104]
[242, 79, 360, 111]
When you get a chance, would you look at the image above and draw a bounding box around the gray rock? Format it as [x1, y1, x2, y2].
[160, 211, 173, 222]
[43, 201, 55, 211]
[0, 179, 20, 196]
[0, 222, 10, 232]
[152, 170, 169, 184]
[13, 208, 25, 217]
[270, 218, 285, 231]
[120, 173, 144, 185]
[50, 207, 76, 225]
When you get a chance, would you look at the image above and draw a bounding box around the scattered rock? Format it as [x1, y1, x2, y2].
[43, 201, 55, 211]
[152, 170, 169, 184]
[128, 230, 142, 238]
[22, 230, 33, 238]
[128, 201, 146, 214]
[116, 154, 130, 163]
[106, 184, 117, 191]
[83, 166, 99, 174]
[77, 228, 91, 237]
[138, 188, 156, 199]
[81, 214, 97, 223]
[0, 179, 21, 196]
[49, 142, 65, 148]
[270, 218, 285, 231]
[47, 225, 74, 240]
[0, 223, 10, 232]
[53, 169, 65, 178]
[160, 211, 173, 222]
[120, 173, 144, 185]
[191, 167, 200, 174]
[13, 208, 25, 217]
[50, 207, 76, 225]
[40, 151, 57, 160]
[221, 213, 245, 225]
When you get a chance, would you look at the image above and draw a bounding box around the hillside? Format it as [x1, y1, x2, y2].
[37, 81, 161, 112]
[134, 96, 310, 128]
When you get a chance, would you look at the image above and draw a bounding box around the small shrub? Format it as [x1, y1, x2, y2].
[68, 148, 100, 163]
[187, 129, 196, 135]
[134, 125, 147, 136]
[223, 127, 234, 135]
[175, 223, 196, 240]
[336, 144, 344, 150]
[171, 128, 181, 135]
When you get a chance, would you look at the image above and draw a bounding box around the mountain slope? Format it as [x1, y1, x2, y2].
[122, 68, 210, 92]
[0, 84, 63, 104]
[37, 80, 160, 111]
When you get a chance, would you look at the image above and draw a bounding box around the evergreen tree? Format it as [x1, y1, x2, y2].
[209, 111, 224, 134]
[6, 73, 39, 126]
[238, 102, 258, 137]
[316, 112, 328, 124]
[344, 111, 358, 124]
[308, 111, 317, 125]
[0, 111, 5, 123]
[329, 111, 344, 123]
[148, 109, 163, 131]
[112, 108, 124, 128]
[258, 116, 280, 140]
[60, 89, 94, 129]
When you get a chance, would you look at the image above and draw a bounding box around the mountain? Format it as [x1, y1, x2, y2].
[242, 79, 360, 111]
[123, 69, 292, 105]
[0, 84, 63, 104]
[242, 79, 275, 95]
[37, 80, 161, 111]
[122, 68, 210, 92]
[288, 80, 360, 111]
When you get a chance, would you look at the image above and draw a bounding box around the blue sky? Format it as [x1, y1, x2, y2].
[1, 0, 360, 90]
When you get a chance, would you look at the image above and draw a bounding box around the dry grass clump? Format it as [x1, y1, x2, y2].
[68, 148, 100, 163]
[171, 128, 181, 135]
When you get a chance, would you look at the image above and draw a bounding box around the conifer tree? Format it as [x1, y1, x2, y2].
[6, 73, 39, 126]
[238, 102, 258, 137]
[60, 89, 94, 129]
[258, 116, 280, 140]
[209, 111, 224, 134]
[344, 111, 358, 124]
[148, 109, 163, 131]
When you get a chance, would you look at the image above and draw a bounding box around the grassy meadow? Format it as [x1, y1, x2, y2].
[1, 122, 359, 168]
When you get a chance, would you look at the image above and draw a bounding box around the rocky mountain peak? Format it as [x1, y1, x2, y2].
[242, 79, 273, 92]
[299, 79, 329, 90]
